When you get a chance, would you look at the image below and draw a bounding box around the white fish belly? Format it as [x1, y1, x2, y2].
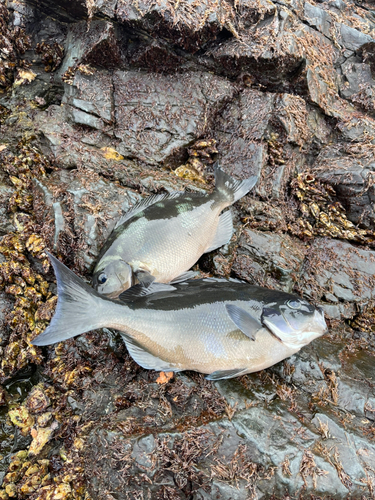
[124, 203, 223, 282]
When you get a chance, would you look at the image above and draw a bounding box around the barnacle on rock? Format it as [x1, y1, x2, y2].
[289, 173, 375, 245]
[25, 385, 51, 414]
[62, 64, 94, 86]
[267, 133, 285, 166]
[175, 138, 217, 183]
[61, 66, 76, 85]
[0, 145, 55, 381]
[349, 302, 375, 333]
[8, 406, 34, 434]
[0, 4, 31, 89]
[36, 42, 64, 72]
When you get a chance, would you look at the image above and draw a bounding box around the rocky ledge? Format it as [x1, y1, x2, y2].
[0, 0, 374, 498]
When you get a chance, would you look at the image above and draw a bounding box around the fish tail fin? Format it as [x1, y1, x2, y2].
[214, 164, 257, 204]
[32, 253, 107, 346]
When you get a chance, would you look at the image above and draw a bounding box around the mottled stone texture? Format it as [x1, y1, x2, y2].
[1, 0, 375, 498]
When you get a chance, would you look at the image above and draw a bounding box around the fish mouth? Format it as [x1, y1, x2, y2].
[314, 308, 328, 334]
[262, 306, 328, 348]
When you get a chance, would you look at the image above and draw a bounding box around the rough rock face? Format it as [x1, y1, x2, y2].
[0, 0, 375, 498]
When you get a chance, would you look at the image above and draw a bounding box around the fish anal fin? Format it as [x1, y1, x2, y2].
[121, 333, 178, 372]
[206, 368, 248, 381]
[205, 210, 233, 253]
[225, 304, 263, 341]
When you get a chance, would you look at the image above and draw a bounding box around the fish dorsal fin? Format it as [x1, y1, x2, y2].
[206, 368, 249, 381]
[205, 210, 233, 253]
[225, 304, 263, 341]
[169, 270, 200, 284]
[121, 332, 179, 372]
[114, 191, 185, 229]
[118, 282, 176, 302]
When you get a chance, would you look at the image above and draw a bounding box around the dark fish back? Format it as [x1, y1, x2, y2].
[120, 279, 295, 311]
[97, 193, 211, 262]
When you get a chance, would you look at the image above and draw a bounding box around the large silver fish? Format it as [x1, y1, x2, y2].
[33, 255, 327, 380]
[92, 166, 257, 298]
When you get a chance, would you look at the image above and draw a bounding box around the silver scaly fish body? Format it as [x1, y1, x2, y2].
[33, 255, 328, 380]
[107, 301, 299, 375]
[99, 196, 217, 283]
[92, 166, 258, 298]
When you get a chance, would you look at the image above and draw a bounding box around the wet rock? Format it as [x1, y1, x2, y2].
[63, 69, 113, 130]
[338, 23, 374, 55]
[116, 0, 236, 53]
[232, 228, 307, 292]
[210, 8, 304, 86]
[25, 0, 87, 21]
[312, 142, 375, 228]
[33, 169, 140, 269]
[303, 2, 332, 38]
[113, 71, 234, 164]
[339, 61, 374, 101]
[59, 20, 121, 76]
[215, 88, 271, 196]
[216, 89, 317, 200]
[298, 238, 375, 319]
[273, 94, 311, 147]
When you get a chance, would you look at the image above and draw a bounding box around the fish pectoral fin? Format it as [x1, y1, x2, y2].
[121, 333, 179, 372]
[134, 269, 156, 287]
[205, 210, 233, 253]
[169, 270, 200, 284]
[206, 368, 248, 381]
[225, 304, 263, 341]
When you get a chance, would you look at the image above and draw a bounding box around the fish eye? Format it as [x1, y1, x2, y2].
[287, 299, 301, 310]
[98, 273, 107, 284]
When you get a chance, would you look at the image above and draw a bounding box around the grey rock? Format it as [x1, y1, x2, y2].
[59, 19, 122, 77]
[215, 89, 275, 194]
[113, 71, 234, 164]
[0, 182, 14, 235]
[299, 238, 375, 318]
[116, 0, 235, 54]
[274, 94, 311, 147]
[312, 143, 375, 228]
[210, 9, 304, 85]
[232, 228, 307, 292]
[338, 23, 374, 53]
[304, 2, 332, 38]
[340, 61, 374, 100]
[26, 0, 87, 21]
[33, 169, 138, 269]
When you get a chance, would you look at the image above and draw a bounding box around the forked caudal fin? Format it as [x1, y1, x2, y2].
[214, 164, 257, 204]
[32, 253, 109, 346]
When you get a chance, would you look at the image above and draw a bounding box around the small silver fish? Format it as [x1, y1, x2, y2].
[33, 254, 327, 380]
[92, 165, 257, 298]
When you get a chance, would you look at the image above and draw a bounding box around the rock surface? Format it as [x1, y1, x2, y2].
[0, 0, 375, 498]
